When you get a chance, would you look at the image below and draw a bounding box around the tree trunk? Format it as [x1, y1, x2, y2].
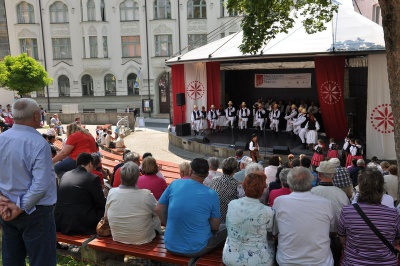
[379, 1, 400, 198]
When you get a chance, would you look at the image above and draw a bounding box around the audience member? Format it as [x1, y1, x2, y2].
[264, 155, 280, 185]
[347, 158, 357, 172]
[137, 157, 168, 200]
[112, 152, 140, 187]
[273, 167, 336, 266]
[268, 168, 291, 207]
[232, 156, 253, 183]
[291, 158, 300, 167]
[339, 170, 400, 265]
[210, 157, 239, 223]
[267, 166, 284, 193]
[283, 154, 295, 168]
[380, 161, 390, 175]
[223, 173, 275, 266]
[55, 153, 105, 235]
[115, 133, 126, 152]
[349, 159, 365, 187]
[204, 157, 221, 187]
[300, 156, 318, 186]
[91, 153, 105, 186]
[235, 149, 244, 170]
[329, 158, 353, 198]
[179, 162, 191, 179]
[106, 162, 161, 244]
[384, 165, 398, 205]
[142, 152, 165, 180]
[155, 158, 226, 258]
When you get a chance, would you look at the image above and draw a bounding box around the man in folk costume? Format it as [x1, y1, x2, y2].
[284, 104, 298, 134]
[225, 101, 236, 128]
[249, 134, 260, 162]
[239, 102, 250, 131]
[293, 108, 309, 149]
[208, 105, 219, 133]
[254, 103, 267, 131]
[269, 103, 280, 134]
[191, 105, 202, 135]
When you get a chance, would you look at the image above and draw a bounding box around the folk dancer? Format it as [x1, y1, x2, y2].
[200, 106, 208, 133]
[269, 104, 280, 134]
[293, 106, 303, 135]
[341, 135, 352, 165]
[239, 102, 250, 131]
[249, 134, 260, 163]
[254, 103, 267, 131]
[284, 104, 298, 134]
[225, 101, 236, 129]
[305, 113, 320, 150]
[191, 105, 202, 135]
[311, 139, 325, 167]
[217, 105, 227, 131]
[327, 138, 339, 159]
[208, 105, 219, 133]
[346, 139, 363, 167]
[293, 108, 308, 149]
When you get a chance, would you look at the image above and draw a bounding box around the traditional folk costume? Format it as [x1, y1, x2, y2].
[200, 108, 208, 131]
[191, 106, 202, 135]
[254, 104, 267, 130]
[293, 110, 308, 148]
[217, 106, 227, 129]
[346, 144, 363, 167]
[249, 139, 260, 163]
[225, 101, 236, 128]
[239, 102, 250, 130]
[327, 142, 339, 159]
[311, 144, 325, 167]
[269, 106, 280, 133]
[208, 105, 219, 132]
[305, 119, 320, 145]
[284, 105, 298, 133]
[341, 137, 351, 166]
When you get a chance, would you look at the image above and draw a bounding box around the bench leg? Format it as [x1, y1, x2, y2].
[81, 246, 124, 265]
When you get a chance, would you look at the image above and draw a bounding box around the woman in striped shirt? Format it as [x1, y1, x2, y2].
[338, 170, 400, 265]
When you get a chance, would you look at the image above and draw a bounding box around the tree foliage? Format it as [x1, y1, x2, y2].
[0, 53, 52, 96]
[227, 0, 338, 54]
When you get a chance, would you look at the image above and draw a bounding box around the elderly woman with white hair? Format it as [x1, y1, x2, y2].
[106, 162, 161, 244]
[179, 161, 191, 179]
[203, 157, 221, 187]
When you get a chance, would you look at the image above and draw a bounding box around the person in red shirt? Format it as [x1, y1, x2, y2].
[137, 157, 167, 200]
[268, 168, 291, 207]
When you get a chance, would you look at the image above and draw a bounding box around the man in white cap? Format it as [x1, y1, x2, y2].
[238, 102, 250, 131]
[191, 105, 202, 135]
[269, 103, 280, 134]
[225, 101, 236, 129]
[207, 104, 218, 133]
[254, 103, 266, 131]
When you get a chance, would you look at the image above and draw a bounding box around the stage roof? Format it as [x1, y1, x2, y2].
[166, 1, 385, 65]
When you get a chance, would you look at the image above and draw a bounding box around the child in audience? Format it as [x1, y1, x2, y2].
[311, 139, 325, 168]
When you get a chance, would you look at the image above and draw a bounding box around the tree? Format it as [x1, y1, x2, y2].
[0, 53, 52, 96]
[228, 0, 400, 175]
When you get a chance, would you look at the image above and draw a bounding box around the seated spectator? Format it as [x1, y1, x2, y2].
[47, 135, 57, 158]
[52, 123, 98, 178]
[232, 156, 253, 183]
[55, 153, 106, 235]
[283, 154, 295, 168]
[380, 161, 390, 175]
[347, 158, 357, 172]
[106, 162, 161, 244]
[384, 165, 398, 205]
[268, 168, 291, 207]
[223, 172, 275, 266]
[179, 162, 191, 179]
[268, 166, 284, 193]
[137, 157, 167, 200]
[329, 158, 353, 198]
[105, 130, 114, 148]
[115, 133, 126, 152]
[112, 152, 141, 187]
[300, 156, 319, 186]
[91, 153, 105, 187]
[273, 167, 336, 266]
[211, 157, 239, 223]
[204, 157, 222, 187]
[339, 170, 400, 265]
[235, 149, 244, 170]
[47, 124, 57, 137]
[155, 158, 226, 257]
[291, 158, 300, 167]
[0, 115, 9, 131]
[142, 152, 165, 180]
[264, 155, 280, 185]
[100, 128, 107, 145]
[349, 159, 365, 187]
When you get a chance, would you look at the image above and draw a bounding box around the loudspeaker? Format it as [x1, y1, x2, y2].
[273, 145, 290, 155]
[176, 123, 191, 136]
[176, 93, 185, 106]
[195, 136, 210, 144]
[344, 97, 357, 115]
[235, 141, 247, 150]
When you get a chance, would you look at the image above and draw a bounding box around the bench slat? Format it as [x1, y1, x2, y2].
[195, 247, 224, 266]
[56, 232, 95, 247]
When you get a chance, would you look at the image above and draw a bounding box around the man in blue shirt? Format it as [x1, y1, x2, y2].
[0, 98, 57, 266]
[155, 158, 226, 261]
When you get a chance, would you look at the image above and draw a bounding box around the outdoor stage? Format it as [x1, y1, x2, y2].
[169, 126, 336, 160]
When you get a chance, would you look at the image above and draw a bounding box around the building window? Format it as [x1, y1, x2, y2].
[52, 38, 71, 59]
[50, 1, 68, 23]
[220, 0, 225, 17]
[89, 36, 97, 58]
[17, 2, 35, 24]
[82, 37, 86, 58]
[120, 0, 139, 21]
[154, 0, 171, 19]
[104, 74, 116, 96]
[58, 75, 70, 96]
[228, 10, 238, 16]
[155, 35, 172, 57]
[82, 74, 94, 96]
[188, 0, 206, 19]
[188, 34, 207, 51]
[20, 38, 38, 59]
[101, 0, 106, 21]
[121, 36, 141, 57]
[103, 36, 108, 58]
[373, 5, 381, 24]
[36, 88, 45, 97]
[87, 0, 96, 21]
[127, 73, 138, 95]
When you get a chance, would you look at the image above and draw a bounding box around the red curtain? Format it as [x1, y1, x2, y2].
[314, 56, 348, 140]
[171, 64, 185, 125]
[206, 62, 221, 108]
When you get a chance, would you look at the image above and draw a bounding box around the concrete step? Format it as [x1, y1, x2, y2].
[143, 117, 170, 124]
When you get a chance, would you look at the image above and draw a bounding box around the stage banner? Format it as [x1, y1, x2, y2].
[184, 62, 207, 123]
[207, 62, 221, 109]
[366, 54, 395, 160]
[314, 57, 348, 140]
[171, 64, 185, 125]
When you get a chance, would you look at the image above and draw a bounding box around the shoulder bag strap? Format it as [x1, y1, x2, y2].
[353, 203, 399, 257]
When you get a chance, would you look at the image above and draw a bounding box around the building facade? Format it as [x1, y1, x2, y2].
[353, 0, 382, 25]
[4, 0, 241, 115]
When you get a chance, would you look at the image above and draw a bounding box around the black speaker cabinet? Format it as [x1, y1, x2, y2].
[194, 136, 210, 144]
[273, 145, 291, 155]
[176, 123, 191, 136]
[176, 93, 186, 106]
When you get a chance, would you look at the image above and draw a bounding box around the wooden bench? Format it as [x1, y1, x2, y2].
[99, 149, 123, 162]
[56, 232, 96, 247]
[195, 247, 224, 266]
[87, 235, 191, 265]
[101, 158, 120, 168]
